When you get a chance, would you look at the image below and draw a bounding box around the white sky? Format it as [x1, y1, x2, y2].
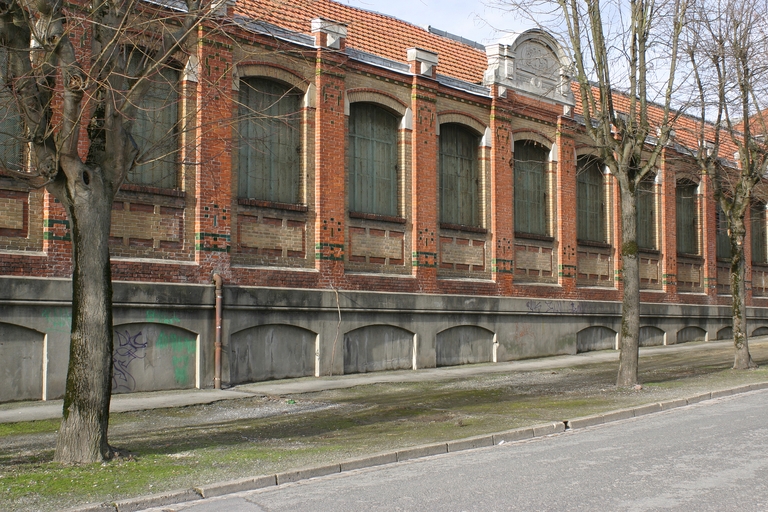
[340, 0, 534, 46]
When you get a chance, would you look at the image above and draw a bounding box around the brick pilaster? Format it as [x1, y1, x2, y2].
[313, 48, 347, 287]
[555, 117, 577, 293]
[410, 78, 439, 292]
[489, 94, 514, 295]
[194, 29, 233, 277]
[700, 173, 718, 300]
[659, 148, 677, 297]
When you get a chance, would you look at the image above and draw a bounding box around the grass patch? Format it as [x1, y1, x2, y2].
[2, 340, 768, 511]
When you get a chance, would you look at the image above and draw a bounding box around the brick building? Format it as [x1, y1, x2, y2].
[1, 0, 767, 401]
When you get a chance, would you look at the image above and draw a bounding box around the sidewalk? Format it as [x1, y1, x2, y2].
[0, 339, 746, 424]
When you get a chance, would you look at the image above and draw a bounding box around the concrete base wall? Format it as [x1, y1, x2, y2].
[2, 276, 768, 402]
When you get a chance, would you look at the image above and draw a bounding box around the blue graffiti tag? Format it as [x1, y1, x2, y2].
[112, 329, 147, 392]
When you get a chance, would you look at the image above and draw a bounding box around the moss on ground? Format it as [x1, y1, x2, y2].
[2, 340, 768, 511]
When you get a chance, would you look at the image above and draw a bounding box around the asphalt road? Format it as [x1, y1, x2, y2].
[152, 390, 768, 512]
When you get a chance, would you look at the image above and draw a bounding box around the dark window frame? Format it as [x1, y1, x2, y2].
[237, 76, 303, 204]
[676, 179, 699, 256]
[348, 102, 400, 217]
[514, 140, 549, 236]
[577, 155, 607, 244]
[439, 123, 481, 228]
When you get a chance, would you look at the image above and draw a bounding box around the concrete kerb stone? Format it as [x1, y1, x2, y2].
[113, 488, 200, 512]
[532, 421, 566, 437]
[340, 452, 398, 471]
[632, 402, 663, 417]
[493, 427, 534, 445]
[660, 398, 687, 411]
[447, 434, 494, 452]
[710, 388, 736, 399]
[195, 475, 277, 499]
[64, 503, 116, 512]
[275, 463, 341, 485]
[396, 442, 448, 461]
[565, 414, 603, 430]
[600, 408, 635, 423]
[686, 392, 712, 405]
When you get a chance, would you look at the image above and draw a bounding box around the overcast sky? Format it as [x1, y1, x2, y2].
[340, 0, 534, 46]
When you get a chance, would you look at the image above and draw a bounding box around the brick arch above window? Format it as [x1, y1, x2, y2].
[511, 131, 553, 151]
[346, 89, 408, 117]
[436, 111, 486, 138]
[512, 131, 554, 161]
[233, 63, 309, 93]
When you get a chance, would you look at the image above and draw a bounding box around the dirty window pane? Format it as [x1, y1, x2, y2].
[238, 78, 301, 203]
[349, 103, 398, 216]
[440, 124, 479, 227]
[514, 141, 547, 235]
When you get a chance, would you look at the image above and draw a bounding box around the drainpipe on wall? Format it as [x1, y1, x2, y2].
[213, 273, 223, 389]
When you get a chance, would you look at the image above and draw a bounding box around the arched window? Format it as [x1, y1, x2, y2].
[237, 77, 301, 204]
[0, 48, 23, 170]
[636, 175, 656, 250]
[577, 156, 606, 243]
[440, 123, 479, 227]
[752, 203, 767, 264]
[126, 52, 180, 189]
[676, 180, 699, 255]
[348, 103, 398, 216]
[514, 140, 548, 236]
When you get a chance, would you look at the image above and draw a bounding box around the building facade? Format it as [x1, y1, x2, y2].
[1, 0, 767, 402]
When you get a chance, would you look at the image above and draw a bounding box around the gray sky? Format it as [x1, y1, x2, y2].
[340, 0, 533, 46]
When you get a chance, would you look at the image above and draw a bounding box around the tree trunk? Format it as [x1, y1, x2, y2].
[730, 222, 756, 370]
[53, 166, 115, 464]
[617, 184, 640, 387]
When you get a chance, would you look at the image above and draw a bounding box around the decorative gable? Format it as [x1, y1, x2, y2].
[483, 29, 574, 108]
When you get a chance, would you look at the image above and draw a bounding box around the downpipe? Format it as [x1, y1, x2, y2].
[213, 273, 223, 389]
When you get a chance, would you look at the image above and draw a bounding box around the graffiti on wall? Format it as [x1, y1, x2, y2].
[526, 300, 582, 315]
[111, 322, 197, 393]
[112, 328, 148, 392]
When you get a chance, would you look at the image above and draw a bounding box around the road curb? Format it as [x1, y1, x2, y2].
[69, 383, 768, 512]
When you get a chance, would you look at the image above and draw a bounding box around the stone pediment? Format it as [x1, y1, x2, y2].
[483, 29, 575, 107]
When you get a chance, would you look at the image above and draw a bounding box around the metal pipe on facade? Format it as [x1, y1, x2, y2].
[213, 273, 223, 389]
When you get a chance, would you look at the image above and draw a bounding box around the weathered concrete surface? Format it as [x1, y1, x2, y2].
[4, 275, 764, 403]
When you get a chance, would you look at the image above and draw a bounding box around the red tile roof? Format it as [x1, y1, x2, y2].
[235, 0, 488, 83]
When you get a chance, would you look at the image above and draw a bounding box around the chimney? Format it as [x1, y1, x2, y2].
[407, 48, 438, 78]
[312, 18, 347, 50]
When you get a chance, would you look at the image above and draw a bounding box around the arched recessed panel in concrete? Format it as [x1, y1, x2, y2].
[230, 324, 315, 384]
[752, 326, 768, 337]
[717, 326, 734, 340]
[436, 325, 494, 367]
[577, 326, 616, 353]
[344, 325, 413, 374]
[0, 323, 44, 402]
[112, 323, 198, 394]
[639, 326, 665, 347]
[676, 326, 707, 344]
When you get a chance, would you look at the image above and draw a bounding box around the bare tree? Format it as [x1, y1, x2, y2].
[685, 0, 768, 369]
[494, 0, 688, 385]
[0, 0, 209, 463]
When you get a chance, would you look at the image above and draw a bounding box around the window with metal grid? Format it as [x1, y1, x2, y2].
[577, 156, 606, 243]
[0, 48, 23, 170]
[636, 177, 656, 250]
[676, 181, 699, 255]
[752, 203, 767, 264]
[237, 77, 301, 203]
[439, 123, 479, 227]
[125, 52, 180, 189]
[348, 103, 398, 216]
[514, 140, 548, 236]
